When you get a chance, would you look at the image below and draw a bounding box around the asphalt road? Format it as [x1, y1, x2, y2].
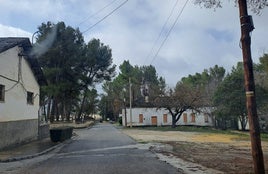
[16, 123, 180, 174]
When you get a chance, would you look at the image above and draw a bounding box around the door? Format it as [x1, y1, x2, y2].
[163, 114, 167, 123]
[151, 116, 157, 126]
[139, 114, 143, 123]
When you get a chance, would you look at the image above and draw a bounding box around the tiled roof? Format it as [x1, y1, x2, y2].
[0, 37, 47, 86]
[0, 37, 31, 53]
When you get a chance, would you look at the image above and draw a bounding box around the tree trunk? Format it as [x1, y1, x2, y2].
[240, 115, 247, 131]
[47, 97, 52, 122]
[51, 97, 59, 122]
[77, 91, 87, 122]
[171, 115, 176, 128]
[42, 103, 47, 122]
[50, 98, 57, 123]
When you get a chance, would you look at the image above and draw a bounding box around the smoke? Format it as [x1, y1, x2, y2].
[31, 25, 57, 57]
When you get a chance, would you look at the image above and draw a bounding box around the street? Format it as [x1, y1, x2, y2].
[5, 123, 180, 174]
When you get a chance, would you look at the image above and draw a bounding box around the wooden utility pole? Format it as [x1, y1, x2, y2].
[238, 0, 265, 173]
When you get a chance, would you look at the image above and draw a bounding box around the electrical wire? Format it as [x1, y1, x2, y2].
[4, 82, 19, 92]
[145, 0, 179, 65]
[82, 0, 128, 34]
[78, 0, 119, 27]
[150, 0, 189, 65]
[1, 52, 39, 101]
[0, 74, 18, 83]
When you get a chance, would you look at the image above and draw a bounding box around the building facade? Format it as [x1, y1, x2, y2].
[122, 107, 214, 127]
[0, 37, 46, 149]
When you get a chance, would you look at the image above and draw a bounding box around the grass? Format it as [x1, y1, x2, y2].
[127, 125, 268, 141]
[131, 125, 228, 133]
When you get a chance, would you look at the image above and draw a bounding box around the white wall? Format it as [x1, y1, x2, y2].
[238, 118, 250, 130]
[122, 107, 214, 127]
[0, 46, 40, 121]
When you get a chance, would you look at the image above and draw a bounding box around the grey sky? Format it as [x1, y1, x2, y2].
[1, 0, 267, 87]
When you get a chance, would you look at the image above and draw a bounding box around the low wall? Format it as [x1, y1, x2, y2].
[38, 124, 50, 139]
[0, 119, 38, 150]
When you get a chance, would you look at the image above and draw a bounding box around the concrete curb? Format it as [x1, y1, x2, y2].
[0, 122, 94, 163]
[0, 138, 72, 163]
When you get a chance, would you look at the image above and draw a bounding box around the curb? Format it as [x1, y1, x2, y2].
[0, 123, 93, 163]
[0, 138, 72, 163]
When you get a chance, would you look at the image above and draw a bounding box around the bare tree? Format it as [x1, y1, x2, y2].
[154, 83, 203, 128]
[194, 0, 268, 14]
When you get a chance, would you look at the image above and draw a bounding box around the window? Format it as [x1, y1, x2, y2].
[0, 84, 5, 102]
[163, 114, 167, 123]
[183, 113, 187, 123]
[27, 91, 34, 105]
[191, 113, 196, 123]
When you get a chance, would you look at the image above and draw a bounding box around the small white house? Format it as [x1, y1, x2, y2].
[0, 37, 46, 149]
[122, 107, 214, 127]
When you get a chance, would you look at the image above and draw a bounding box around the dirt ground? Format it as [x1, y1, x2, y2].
[121, 128, 268, 174]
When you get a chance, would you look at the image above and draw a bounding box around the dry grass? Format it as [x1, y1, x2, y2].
[121, 128, 268, 173]
[49, 121, 94, 129]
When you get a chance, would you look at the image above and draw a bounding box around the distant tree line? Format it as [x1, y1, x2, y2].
[101, 54, 268, 130]
[99, 60, 166, 121]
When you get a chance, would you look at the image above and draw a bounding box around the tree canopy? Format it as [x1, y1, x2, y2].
[194, 0, 268, 14]
[99, 61, 166, 121]
[35, 21, 115, 122]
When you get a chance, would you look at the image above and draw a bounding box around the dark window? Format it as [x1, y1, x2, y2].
[27, 91, 34, 105]
[0, 84, 5, 102]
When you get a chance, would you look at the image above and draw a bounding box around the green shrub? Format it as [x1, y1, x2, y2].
[118, 117, 122, 125]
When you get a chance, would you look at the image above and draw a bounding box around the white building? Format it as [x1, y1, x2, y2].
[0, 37, 46, 149]
[122, 107, 214, 127]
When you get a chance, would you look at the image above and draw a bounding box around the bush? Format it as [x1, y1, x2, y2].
[118, 117, 122, 125]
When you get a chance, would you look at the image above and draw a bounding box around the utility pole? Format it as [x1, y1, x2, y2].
[238, 0, 265, 173]
[129, 77, 132, 128]
[123, 88, 127, 127]
[124, 98, 127, 126]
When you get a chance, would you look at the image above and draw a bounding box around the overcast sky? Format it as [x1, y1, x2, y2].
[1, 0, 268, 88]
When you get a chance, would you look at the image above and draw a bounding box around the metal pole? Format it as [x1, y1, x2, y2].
[123, 87, 127, 127]
[129, 77, 132, 128]
[238, 1, 265, 173]
[124, 98, 127, 127]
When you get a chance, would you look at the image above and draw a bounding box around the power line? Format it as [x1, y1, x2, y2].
[78, 0, 119, 27]
[145, 0, 179, 65]
[32, 0, 128, 54]
[0, 74, 18, 83]
[82, 0, 128, 34]
[150, 0, 189, 65]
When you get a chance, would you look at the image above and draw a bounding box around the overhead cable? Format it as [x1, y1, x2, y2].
[82, 0, 128, 34]
[78, 0, 119, 27]
[150, 0, 189, 65]
[145, 0, 179, 65]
